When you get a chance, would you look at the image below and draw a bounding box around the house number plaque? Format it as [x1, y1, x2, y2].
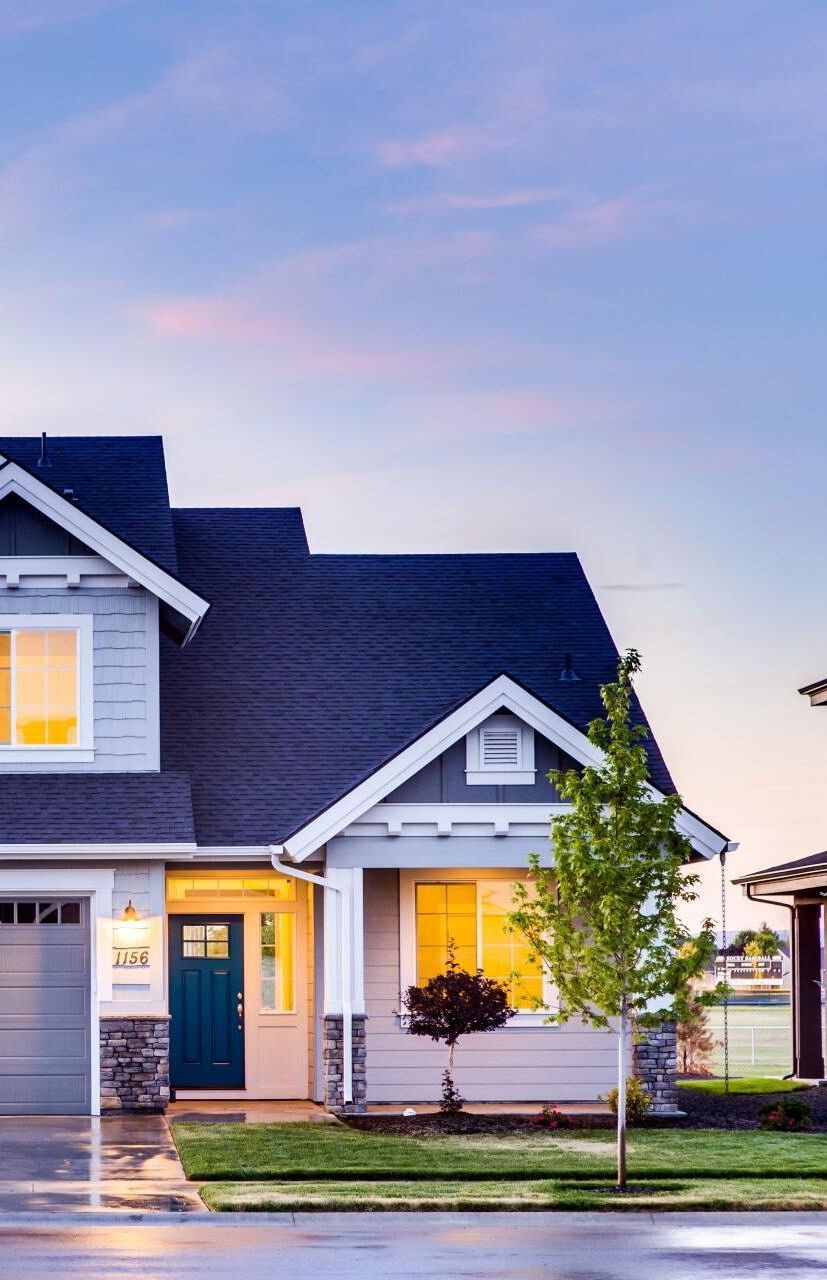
[113, 948, 150, 967]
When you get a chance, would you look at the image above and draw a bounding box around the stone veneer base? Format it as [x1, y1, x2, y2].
[322, 1014, 367, 1114]
[100, 1014, 170, 1112]
[633, 1019, 679, 1114]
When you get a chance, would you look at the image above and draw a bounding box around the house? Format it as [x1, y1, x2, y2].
[731, 674, 827, 1081]
[0, 434, 730, 1116]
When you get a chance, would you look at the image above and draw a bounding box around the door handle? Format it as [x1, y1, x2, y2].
[237, 1000, 244, 1023]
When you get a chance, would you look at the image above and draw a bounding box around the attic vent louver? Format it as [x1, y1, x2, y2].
[481, 726, 521, 768]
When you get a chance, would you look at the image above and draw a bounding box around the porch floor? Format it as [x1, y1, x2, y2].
[167, 1100, 338, 1125]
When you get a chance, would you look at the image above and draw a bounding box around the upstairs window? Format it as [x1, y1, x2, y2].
[0, 616, 92, 758]
[0, 628, 78, 745]
[465, 712, 535, 785]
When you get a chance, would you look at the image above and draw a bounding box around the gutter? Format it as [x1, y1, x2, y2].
[268, 846, 353, 1107]
[742, 884, 797, 1079]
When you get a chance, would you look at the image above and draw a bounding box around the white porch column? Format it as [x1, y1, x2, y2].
[322, 866, 364, 1015]
[321, 866, 366, 1112]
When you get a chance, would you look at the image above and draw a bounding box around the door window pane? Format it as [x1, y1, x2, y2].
[260, 912, 295, 1011]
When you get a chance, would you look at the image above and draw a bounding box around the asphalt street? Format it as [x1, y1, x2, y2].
[0, 1211, 826, 1280]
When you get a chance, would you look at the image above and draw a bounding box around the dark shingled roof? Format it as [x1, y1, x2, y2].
[735, 850, 827, 883]
[160, 510, 675, 846]
[0, 772, 195, 844]
[0, 436, 179, 575]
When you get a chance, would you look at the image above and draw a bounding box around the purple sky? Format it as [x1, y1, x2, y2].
[2, 0, 827, 924]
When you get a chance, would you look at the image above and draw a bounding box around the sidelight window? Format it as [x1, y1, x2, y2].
[259, 912, 295, 1012]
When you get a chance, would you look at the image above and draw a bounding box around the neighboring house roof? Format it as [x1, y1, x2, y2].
[0, 436, 180, 575]
[162, 509, 678, 846]
[733, 850, 827, 884]
[798, 676, 827, 706]
[0, 772, 195, 845]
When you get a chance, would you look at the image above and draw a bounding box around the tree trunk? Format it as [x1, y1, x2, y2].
[448, 1042, 455, 1074]
[617, 998, 628, 1191]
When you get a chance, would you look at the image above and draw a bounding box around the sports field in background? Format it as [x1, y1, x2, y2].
[706, 1000, 792, 1079]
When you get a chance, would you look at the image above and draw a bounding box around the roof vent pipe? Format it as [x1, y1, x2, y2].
[37, 431, 52, 468]
[559, 653, 580, 682]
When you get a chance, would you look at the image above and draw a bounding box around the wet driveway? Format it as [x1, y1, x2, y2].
[0, 1115, 204, 1212]
[0, 1212, 825, 1278]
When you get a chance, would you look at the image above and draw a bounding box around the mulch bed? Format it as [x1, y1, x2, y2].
[345, 1085, 827, 1136]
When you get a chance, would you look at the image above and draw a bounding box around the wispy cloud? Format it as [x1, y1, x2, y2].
[383, 187, 564, 215]
[139, 294, 486, 381]
[373, 126, 504, 169]
[0, 0, 125, 39]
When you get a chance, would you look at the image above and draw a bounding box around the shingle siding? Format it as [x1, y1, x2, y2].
[0, 588, 157, 773]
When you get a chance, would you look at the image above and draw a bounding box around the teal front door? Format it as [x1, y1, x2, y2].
[169, 915, 245, 1089]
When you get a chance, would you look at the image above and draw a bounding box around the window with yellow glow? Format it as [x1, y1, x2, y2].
[0, 629, 78, 747]
[415, 880, 544, 1009]
[260, 912, 295, 1012]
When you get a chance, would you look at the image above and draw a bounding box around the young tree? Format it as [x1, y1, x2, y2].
[676, 995, 719, 1075]
[399, 943, 515, 1112]
[732, 922, 782, 957]
[510, 650, 717, 1189]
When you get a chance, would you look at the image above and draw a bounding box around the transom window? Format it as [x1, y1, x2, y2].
[182, 923, 230, 958]
[0, 628, 78, 746]
[167, 876, 295, 901]
[260, 912, 295, 1012]
[0, 899, 81, 925]
[415, 880, 543, 1008]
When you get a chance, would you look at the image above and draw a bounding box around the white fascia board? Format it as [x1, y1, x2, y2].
[0, 463, 209, 642]
[282, 673, 729, 862]
[0, 843, 198, 858]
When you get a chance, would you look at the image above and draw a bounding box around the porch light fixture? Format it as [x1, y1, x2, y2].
[122, 899, 138, 921]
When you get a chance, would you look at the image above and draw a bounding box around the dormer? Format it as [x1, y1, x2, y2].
[0, 437, 209, 772]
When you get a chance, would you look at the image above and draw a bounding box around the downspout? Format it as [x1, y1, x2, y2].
[268, 846, 353, 1107]
[745, 884, 797, 1078]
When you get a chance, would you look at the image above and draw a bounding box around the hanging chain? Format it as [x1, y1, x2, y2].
[720, 850, 729, 1094]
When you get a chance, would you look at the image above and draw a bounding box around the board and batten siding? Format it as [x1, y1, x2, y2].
[363, 868, 618, 1103]
[0, 588, 159, 771]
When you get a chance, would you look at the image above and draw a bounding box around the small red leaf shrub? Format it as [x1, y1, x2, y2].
[758, 1098, 811, 1132]
[530, 1104, 575, 1131]
[399, 941, 515, 1112]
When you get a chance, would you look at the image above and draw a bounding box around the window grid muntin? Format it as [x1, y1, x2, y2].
[0, 627, 79, 747]
[0, 899, 83, 925]
[415, 879, 543, 1009]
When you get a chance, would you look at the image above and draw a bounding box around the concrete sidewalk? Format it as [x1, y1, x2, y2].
[0, 1115, 204, 1212]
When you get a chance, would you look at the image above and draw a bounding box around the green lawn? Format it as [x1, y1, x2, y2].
[678, 1077, 809, 1095]
[171, 1121, 827, 1184]
[202, 1177, 827, 1213]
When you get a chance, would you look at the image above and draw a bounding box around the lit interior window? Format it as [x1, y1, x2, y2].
[0, 629, 78, 746]
[260, 912, 295, 1012]
[415, 880, 543, 1009]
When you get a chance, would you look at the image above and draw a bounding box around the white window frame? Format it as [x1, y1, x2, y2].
[258, 908, 297, 1014]
[399, 868, 556, 1026]
[465, 713, 535, 785]
[0, 614, 94, 763]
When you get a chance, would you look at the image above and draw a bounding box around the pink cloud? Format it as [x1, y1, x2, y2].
[373, 126, 502, 169]
[139, 294, 485, 381]
[384, 187, 564, 215]
[532, 198, 635, 249]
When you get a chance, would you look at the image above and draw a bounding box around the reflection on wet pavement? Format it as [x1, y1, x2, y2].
[0, 1115, 204, 1212]
[0, 1212, 826, 1279]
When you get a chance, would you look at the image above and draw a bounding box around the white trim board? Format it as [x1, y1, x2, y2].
[0, 462, 209, 643]
[282, 674, 730, 862]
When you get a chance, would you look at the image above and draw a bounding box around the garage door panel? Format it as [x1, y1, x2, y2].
[0, 1074, 87, 1107]
[0, 1028, 88, 1058]
[0, 943, 88, 975]
[0, 901, 90, 1114]
[0, 987, 87, 1016]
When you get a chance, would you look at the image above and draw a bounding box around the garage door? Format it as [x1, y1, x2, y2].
[0, 898, 90, 1114]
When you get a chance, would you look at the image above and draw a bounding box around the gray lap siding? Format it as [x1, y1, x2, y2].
[363, 868, 617, 1104]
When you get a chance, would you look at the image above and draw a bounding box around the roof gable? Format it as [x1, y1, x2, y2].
[160, 528, 693, 849]
[0, 457, 209, 644]
[0, 436, 179, 573]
